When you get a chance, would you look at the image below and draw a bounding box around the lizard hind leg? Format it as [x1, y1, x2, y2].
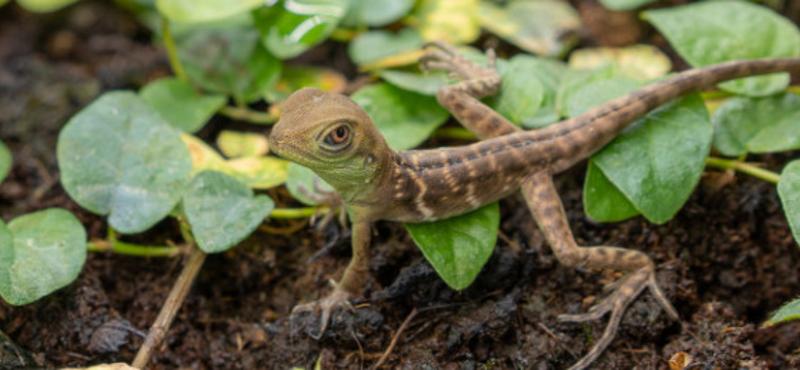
[522, 172, 678, 370]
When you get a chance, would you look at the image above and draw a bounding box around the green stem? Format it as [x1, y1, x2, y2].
[270, 206, 330, 219]
[705, 157, 781, 184]
[87, 240, 181, 257]
[219, 106, 279, 124]
[432, 127, 477, 141]
[161, 18, 187, 82]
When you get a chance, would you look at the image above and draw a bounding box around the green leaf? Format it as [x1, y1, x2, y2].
[599, 0, 656, 11]
[348, 29, 424, 66]
[556, 66, 616, 117]
[350, 83, 449, 150]
[183, 171, 274, 253]
[593, 94, 712, 224]
[265, 65, 347, 102]
[0, 0, 8, 8]
[404, 202, 499, 290]
[584, 159, 640, 222]
[379, 69, 449, 96]
[254, 0, 348, 60]
[712, 94, 800, 156]
[566, 77, 640, 117]
[767, 298, 800, 325]
[139, 78, 227, 133]
[486, 56, 544, 128]
[16, 0, 79, 12]
[643, 1, 800, 96]
[286, 163, 333, 206]
[0, 209, 86, 305]
[778, 160, 800, 244]
[217, 131, 269, 158]
[156, 0, 262, 22]
[343, 0, 415, 27]
[0, 140, 10, 184]
[477, 0, 580, 57]
[57, 91, 192, 234]
[178, 27, 281, 104]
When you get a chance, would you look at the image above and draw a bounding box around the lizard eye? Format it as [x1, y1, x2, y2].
[324, 125, 350, 146]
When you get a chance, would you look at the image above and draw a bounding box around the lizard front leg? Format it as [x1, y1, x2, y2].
[291, 219, 371, 338]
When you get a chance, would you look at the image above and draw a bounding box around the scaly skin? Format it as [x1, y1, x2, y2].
[268, 42, 800, 369]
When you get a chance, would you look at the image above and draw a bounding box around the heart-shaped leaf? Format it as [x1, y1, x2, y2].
[477, 0, 580, 57]
[643, 1, 800, 96]
[156, 0, 262, 22]
[58, 91, 192, 233]
[350, 82, 449, 150]
[584, 159, 640, 222]
[0, 209, 86, 305]
[343, 0, 415, 27]
[254, 0, 349, 59]
[592, 94, 712, 223]
[184, 171, 274, 253]
[0, 140, 10, 184]
[713, 94, 800, 156]
[405, 202, 499, 290]
[778, 160, 800, 244]
[178, 27, 281, 104]
[140, 78, 226, 133]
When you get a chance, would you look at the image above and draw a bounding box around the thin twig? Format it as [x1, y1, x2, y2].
[370, 308, 418, 369]
[132, 246, 206, 369]
[705, 157, 781, 184]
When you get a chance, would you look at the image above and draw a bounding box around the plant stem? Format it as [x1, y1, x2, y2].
[161, 18, 187, 82]
[132, 246, 206, 369]
[432, 127, 477, 141]
[270, 206, 330, 219]
[219, 106, 279, 124]
[705, 157, 781, 184]
[87, 240, 180, 257]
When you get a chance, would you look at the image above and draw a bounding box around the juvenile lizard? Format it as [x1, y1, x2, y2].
[268, 42, 800, 369]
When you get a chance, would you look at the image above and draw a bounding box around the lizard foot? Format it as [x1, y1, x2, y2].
[420, 40, 498, 81]
[290, 280, 354, 339]
[557, 267, 679, 370]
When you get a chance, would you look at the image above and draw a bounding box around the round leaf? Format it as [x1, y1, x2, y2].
[404, 202, 499, 290]
[217, 131, 269, 158]
[156, 0, 262, 22]
[593, 94, 712, 224]
[178, 27, 281, 104]
[0, 209, 86, 305]
[285, 163, 334, 206]
[350, 83, 449, 150]
[416, 0, 480, 44]
[477, 0, 580, 57]
[712, 94, 800, 156]
[139, 78, 226, 133]
[778, 160, 800, 244]
[643, 2, 800, 96]
[57, 91, 192, 234]
[343, 0, 415, 27]
[584, 159, 640, 222]
[0, 140, 10, 184]
[348, 29, 424, 67]
[487, 56, 546, 127]
[184, 171, 274, 253]
[254, 0, 348, 60]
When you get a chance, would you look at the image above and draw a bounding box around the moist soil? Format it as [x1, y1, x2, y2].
[1, 1, 800, 369]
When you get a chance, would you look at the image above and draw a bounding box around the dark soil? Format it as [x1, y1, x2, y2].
[1, 1, 800, 369]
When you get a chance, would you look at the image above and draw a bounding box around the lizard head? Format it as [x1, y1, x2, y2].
[269, 87, 392, 201]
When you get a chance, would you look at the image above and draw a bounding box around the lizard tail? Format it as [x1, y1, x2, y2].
[539, 58, 800, 172]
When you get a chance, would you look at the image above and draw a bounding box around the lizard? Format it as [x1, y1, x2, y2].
[267, 41, 800, 369]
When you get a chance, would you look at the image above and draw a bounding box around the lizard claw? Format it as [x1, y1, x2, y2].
[557, 267, 679, 370]
[290, 281, 355, 339]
